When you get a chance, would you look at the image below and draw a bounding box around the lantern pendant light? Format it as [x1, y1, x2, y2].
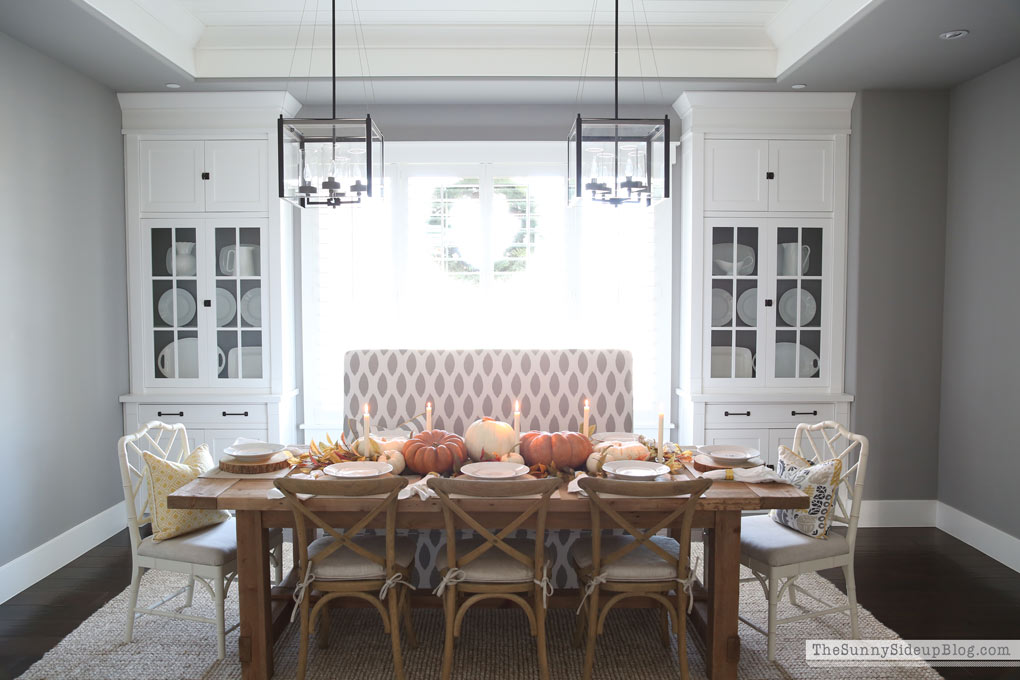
[568, 0, 669, 207]
[278, 0, 383, 208]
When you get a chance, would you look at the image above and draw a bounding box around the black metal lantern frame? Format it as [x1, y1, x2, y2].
[568, 114, 669, 206]
[278, 0, 383, 209]
[567, 0, 670, 207]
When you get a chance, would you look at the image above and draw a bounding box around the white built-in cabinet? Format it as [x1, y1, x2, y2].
[673, 93, 855, 463]
[119, 92, 301, 459]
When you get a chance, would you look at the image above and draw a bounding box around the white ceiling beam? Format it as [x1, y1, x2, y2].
[766, 0, 884, 76]
[74, 0, 203, 75]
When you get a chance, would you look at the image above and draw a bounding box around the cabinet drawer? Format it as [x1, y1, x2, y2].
[705, 403, 834, 427]
[137, 403, 268, 426]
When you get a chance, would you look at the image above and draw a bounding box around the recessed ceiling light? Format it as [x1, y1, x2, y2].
[791, 84, 807, 90]
[165, 83, 181, 89]
[939, 29, 969, 40]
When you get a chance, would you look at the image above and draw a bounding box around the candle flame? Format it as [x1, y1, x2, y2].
[364, 404, 369, 415]
[584, 399, 589, 408]
[426, 401, 431, 409]
[514, 399, 520, 411]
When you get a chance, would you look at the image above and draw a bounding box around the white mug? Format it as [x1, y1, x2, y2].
[778, 244, 810, 276]
[220, 245, 260, 276]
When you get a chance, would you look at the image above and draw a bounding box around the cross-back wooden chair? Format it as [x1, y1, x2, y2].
[738, 420, 870, 660]
[573, 477, 713, 680]
[118, 421, 283, 659]
[274, 475, 416, 680]
[426, 476, 562, 680]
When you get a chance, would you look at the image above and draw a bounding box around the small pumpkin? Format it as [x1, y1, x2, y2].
[519, 431, 593, 470]
[481, 450, 526, 465]
[464, 417, 517, 461]
[377, 450, 406, 475]
[352, 435, 406, 458]
[402, 429, 468, 475]
[586, 440, 649, 474]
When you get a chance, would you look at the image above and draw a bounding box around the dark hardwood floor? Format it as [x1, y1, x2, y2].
[1, 527, 1018, 679]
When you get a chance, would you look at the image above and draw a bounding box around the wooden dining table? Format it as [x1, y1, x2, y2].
[169, 470, 807, 680]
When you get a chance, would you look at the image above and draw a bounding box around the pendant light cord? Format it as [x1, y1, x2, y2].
[331, 0, 336, 120]
[614, 0, 619, 119]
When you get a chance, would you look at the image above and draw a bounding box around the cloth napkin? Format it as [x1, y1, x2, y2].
[567, 472, 589, 496]
[702, 465, 790, 484]
[398, 474, 439, 500]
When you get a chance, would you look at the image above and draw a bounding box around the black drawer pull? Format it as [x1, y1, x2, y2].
[791, 410, 818, 416]
[157, 411, 183, 417]
[724, 411, 751, 417]
[222, 411, 249, 417]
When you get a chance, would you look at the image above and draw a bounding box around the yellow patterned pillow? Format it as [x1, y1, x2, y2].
[769, 446, 842, 539]
[144, 445, 231, 542]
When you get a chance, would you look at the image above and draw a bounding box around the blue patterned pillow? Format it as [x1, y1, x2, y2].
[769, 446, 842, 539]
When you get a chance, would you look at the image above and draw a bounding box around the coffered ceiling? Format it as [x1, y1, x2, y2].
[1, 0, 1019, 107]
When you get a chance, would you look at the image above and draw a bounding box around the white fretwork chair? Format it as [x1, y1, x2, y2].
[738, 420, 870, 660]
[118, 421, 283, 658]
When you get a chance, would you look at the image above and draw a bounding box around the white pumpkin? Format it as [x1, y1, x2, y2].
[464, 417, 517, 461]
[482, 450, 526, 465]
[377, 450, 406, 475]
[353, 435, 406, 459]
[586, 441, 650, 474]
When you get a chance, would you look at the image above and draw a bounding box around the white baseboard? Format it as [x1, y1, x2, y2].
[0, 501, 126, 605]
[936, 502, 1020, 574]
[858, 499, 937, 527]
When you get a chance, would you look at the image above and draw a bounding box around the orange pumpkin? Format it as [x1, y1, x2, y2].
[402, 429, 468, 475]
[519, 431, 593, 470]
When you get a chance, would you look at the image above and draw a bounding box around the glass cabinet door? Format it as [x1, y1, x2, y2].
[771, 224, 824, 381]
[213, 223, 265, 381]
[148, 223, 201, 381]
[708, 222, 762, 382]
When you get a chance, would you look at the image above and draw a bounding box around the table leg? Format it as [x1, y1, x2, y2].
[237, 511, 273, 680]
[705, 510, 741, 680]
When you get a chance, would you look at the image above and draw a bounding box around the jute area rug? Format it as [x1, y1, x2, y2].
[19, 543, 941, 680]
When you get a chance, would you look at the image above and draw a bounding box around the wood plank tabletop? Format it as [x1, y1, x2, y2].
[168, 473, 807, 512]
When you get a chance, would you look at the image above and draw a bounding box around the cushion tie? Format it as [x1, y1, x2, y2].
[676, 556, 700, 614]
[575, 572, 609, 614]
[290, 561, 315, 622]
[433, 568, 467, 597]
[533, 562, 554, 609]
[379, 572, 415, 601]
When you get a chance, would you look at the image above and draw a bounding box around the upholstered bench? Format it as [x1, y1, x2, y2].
[343, 349, 634, 588]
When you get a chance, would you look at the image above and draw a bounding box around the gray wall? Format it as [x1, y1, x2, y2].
[847, 91, 949, 500]
[938, 56, 1020, 537]
[0, 31, 128, 565]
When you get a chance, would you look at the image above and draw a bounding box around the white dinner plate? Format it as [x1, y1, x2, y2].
[223, 442, 286, 462]
[216, 287, 236, 327]
[603, 460, 670, 480]
[711, 288, 733, 326]
[712, 243, 756, 276]
[323, 461, 393, 479]
[156, 337, 199, 379]
[698, 445, 759, 463]
[460, 462, 530, 480]
[240, 288, 262, 326]
[157, 288, 196, 327]
[778, 288, 817, 327]
[736, 287, 758, 326]
[775, 342, 820, 378]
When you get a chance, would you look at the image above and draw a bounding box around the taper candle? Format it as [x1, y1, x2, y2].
[513, 400, 521, 440]
[657, 412, 665, 463]
[582, 399, 590, 437]
[426, 401, 432, 431]
[363, 404, 371, 454]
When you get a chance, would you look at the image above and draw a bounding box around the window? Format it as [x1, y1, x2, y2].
[300, 142, 672, 439]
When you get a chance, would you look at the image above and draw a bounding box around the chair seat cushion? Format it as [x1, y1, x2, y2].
[570, 535, 681, 582]
[138, 516, 238, 566]
[308, 534, 416, 581]
[741, 514, 849, 567]
[436, 537, 535, 583]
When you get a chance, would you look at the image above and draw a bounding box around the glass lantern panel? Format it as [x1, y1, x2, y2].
[574, 119, 666, 206]
[280, 118, 380, 206]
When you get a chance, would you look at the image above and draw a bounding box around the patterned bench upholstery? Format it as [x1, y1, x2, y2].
[343, 349, 633, 588]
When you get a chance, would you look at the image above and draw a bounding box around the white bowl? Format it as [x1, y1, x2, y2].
[698, 445, 758, 463]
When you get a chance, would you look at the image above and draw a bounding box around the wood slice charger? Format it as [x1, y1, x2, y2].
[219, 452, 291, 474]
[692, 453, 761, 474]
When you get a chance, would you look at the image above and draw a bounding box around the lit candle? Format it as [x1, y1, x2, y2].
[582, 399, 590, 437]
[363, 404, 371, 455]
[426, 401, 433, 431]
[657, 412, 665, 463]
[513, 400, 521, 440]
